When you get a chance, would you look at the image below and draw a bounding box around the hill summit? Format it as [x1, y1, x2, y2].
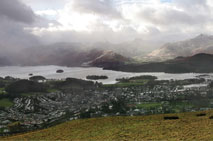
[87, 50, 131, 68]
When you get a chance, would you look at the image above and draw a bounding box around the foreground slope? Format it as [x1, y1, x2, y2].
[3, 110, 213, 140]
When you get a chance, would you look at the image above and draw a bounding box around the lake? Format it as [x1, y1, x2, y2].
[0, 66, 212, 84]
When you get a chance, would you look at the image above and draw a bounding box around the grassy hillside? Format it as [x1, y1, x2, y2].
[3, 110, 213, 140]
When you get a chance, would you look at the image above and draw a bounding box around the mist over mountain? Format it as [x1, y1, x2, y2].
[148, 34, 213, 61]
[2, 0, 213, 67]
[0, 38, 157, 67]
[2, 34, 213, 67]
[91, 38, 159, 57]
[0, 42, 133, 67]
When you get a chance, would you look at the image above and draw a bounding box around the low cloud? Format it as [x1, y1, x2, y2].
[0, 0, 40, 55]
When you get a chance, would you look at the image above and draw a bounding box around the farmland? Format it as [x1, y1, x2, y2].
[0, 98, 13, 108]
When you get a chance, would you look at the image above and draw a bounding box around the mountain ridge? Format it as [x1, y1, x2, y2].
[105, 53, 213, 73]
[148, 34, 213, 60]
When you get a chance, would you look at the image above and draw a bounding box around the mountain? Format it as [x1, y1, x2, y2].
[87, 50, 131, 68]
[3, 110, 213, 140]
[166, 53, 213, 73]
[105, 53, 213, 73]
[148, 34, 213, 60]
[171, 53, 213, 63]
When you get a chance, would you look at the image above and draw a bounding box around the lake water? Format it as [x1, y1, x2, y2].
[0, 66, 212, 84]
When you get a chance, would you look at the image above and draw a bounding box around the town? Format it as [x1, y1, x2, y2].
[0, 75, 213, 135]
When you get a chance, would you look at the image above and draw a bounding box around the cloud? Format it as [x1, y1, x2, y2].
[0, 18, 39, 49]
[0, 0, 36, 23]
[0, 0, 40, 55]
[115, 0, 213, 41]
[173, 0, 207, 8]
[21, 0, 68, 10]
[32, 25, 140, 44]
[137, 4, 209, 26]
[3, 0, 213, 56]
[71, 0, 121, 18]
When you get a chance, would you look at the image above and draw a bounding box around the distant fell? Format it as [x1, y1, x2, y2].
[148, 34, 213, 60]
[88, 50, 131, 68]
[105, 53, 213, 73]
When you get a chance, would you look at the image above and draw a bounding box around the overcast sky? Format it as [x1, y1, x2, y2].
[1, 0, 213, 51]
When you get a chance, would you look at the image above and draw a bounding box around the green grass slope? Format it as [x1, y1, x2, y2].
[3, 110, 213, 140]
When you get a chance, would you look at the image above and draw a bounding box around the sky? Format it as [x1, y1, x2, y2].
[1, 0, 213, 52]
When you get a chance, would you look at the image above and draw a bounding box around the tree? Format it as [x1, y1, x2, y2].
[29, 76, 46, 82]
[5, 80, 47, 96]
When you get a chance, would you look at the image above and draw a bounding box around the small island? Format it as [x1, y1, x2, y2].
[29, 75, 46, 82]
[56, 69, 64, 73]
[196, 74, 210, 78]
[86, 75, 108, 80]
[116, 75, 157, 83]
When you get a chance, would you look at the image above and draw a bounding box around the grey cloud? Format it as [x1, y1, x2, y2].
[0, 0, 36, 23]
[138, 7, 209, 26]
[173, 0, 207, 8]
[71, 0, 122, 18]
[0, 17, 40, 52]
[37, 26, 139, 44]
[2, 0, 213, 57]
[21, 0, 67, 10]
[135, 0, 212, 29]
[0, 0, 40, 55]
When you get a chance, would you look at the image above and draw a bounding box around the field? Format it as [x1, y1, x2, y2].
[0, 98, 13, 108]
[3, 110, 213, 140]
[0, 88, 7, 95]
[21, 92, 45, 97]
[136, 102, 162, 109]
